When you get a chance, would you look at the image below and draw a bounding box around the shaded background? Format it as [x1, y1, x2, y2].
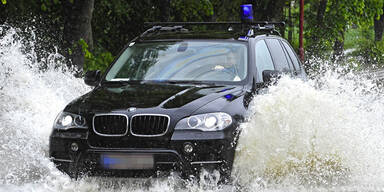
[1, 0, 384, 73]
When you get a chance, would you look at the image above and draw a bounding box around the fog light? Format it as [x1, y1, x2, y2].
[70, 142, 79, 152]
[184, 143, 193, 153]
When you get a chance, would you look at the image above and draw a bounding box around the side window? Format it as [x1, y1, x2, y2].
[280, 40, 295, 71]
[255, 40, 274, 81]
[265, 39, 291, 72]
[282, 41, 301, 71]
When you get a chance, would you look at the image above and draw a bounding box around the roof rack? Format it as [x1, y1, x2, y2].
[249, 23, 283, 36]
[140, 21, 285, 38]
[139, 25, 189, 38]
[144, 21, 285, 26]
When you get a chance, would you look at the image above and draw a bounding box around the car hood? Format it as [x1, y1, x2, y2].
[65, 83, 244, 115]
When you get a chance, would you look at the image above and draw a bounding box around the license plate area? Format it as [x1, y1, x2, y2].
[100, 153, 154, 170]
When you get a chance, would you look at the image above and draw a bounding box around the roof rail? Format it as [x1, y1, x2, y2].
[140, 25, 189, 38]
[144, 21, 285, 27]
[140, 21, 285, 38]
[249, 23, 283, 36]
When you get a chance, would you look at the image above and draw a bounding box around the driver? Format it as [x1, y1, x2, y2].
[213, 52, 241, 81]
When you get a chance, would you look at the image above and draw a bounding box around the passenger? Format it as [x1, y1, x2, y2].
[214, 52, 241, 81]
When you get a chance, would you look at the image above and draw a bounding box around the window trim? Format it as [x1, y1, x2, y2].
[254, 39, 275, 82]
[280, 39, 302, 73]
[264, 38, 293, 72]
[279, 40, 295, 72]
[264, 39, 277, 69]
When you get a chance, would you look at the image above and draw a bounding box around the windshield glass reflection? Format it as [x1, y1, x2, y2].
[105, 41, 248, 82]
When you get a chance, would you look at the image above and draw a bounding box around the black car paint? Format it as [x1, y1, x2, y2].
[49, 31, 304, 179]
[49, 81, 248, 178]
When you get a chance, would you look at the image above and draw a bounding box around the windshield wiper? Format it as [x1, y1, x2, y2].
[102, 80, 218, 86]
[101, 80, 141, 86]
[162, 80, 217, 86]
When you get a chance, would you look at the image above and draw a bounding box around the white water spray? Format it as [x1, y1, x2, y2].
[234, 73, 384, 190]
[0, 26, 89, 187]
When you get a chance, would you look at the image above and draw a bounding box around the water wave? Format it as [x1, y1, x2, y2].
[234, 73, 384, 190]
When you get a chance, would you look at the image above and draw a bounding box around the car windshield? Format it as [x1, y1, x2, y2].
[105, 41, 248, 83]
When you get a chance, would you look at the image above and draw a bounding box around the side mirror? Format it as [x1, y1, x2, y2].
[262, 70, 282, 83]
[84, 70, 102, 86]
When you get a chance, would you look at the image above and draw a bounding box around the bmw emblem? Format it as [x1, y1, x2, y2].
[128, 107, 136, 112]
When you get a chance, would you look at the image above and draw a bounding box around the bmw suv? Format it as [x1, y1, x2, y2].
[49, 21, 306, 181]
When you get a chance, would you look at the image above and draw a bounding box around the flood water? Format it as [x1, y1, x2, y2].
[2, 25, 384, 191]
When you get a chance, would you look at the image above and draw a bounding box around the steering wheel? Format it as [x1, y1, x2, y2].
[192, 68, 237, 81]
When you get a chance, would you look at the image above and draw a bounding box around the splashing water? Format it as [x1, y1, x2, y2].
[234, 73, 384, 190]
[0, 25, 88, 187]
[1, 25, 384, 191]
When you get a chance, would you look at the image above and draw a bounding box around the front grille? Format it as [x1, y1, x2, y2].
[93, 114, 128, 136]
[130, 114, 170, 136]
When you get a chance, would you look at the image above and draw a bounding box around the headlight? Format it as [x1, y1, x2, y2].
[175, 112, 232, 131]
[53, 111, 87, 130]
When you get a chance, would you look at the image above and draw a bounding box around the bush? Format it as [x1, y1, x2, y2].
[351, 38, 384, 68]
[79, 39, 114, 73]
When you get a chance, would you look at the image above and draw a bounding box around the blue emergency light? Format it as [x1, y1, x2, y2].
[241, 4, 253, 22]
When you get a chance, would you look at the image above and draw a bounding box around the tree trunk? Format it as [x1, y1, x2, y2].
[261, 0, 286, 35]
[310, 0, 327, 44]
[281, 6, 286, 38]
[63, 0, 94, 71]
[308, 0, 327, 57]
[316, 0, 328, 26]
[252, 0, 285, 21]
[158, 0, 170, 22]
[374, 6, 384, 41]
[333, 32, 344, 60]
[264, 0, 285, 21]
[333, 39, 344, 56]
[288, 2, 293, 43]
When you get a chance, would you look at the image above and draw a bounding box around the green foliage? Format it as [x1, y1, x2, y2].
[40, 0, 60, 12]
[170, 0, 214, 21]
[92, 0, 141, 55]
[4, 0, 384, 70]
[352, 35, 384, 68]
[210, 0, 243, 21]
[79, 39, 114, 72]
[344, 27, 361, 50]
[305, 0, 384, 58]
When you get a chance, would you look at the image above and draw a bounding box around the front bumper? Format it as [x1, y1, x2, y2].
[49, 130, 235, 177]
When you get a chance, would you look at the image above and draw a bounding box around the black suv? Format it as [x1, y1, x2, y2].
[49, 22, 306, 180]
